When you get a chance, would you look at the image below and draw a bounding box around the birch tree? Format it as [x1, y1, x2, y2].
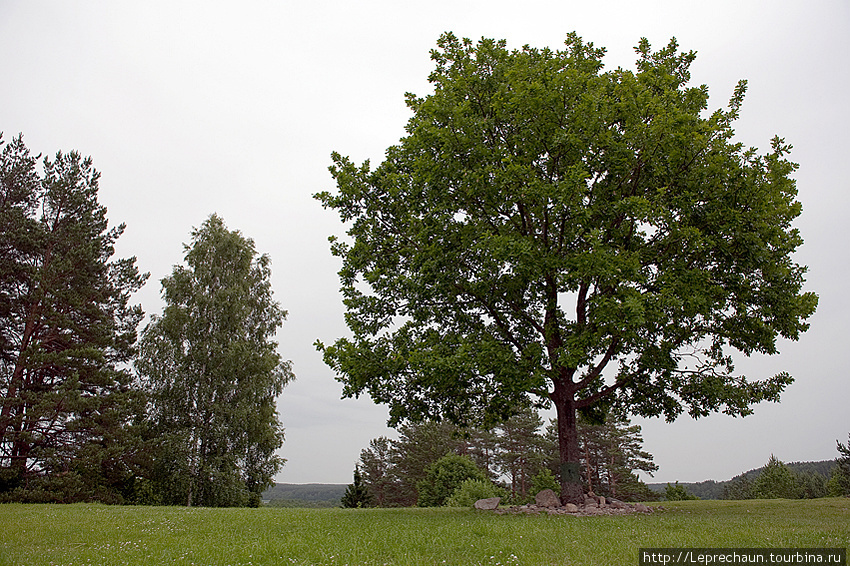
[137, 215, 293, 507]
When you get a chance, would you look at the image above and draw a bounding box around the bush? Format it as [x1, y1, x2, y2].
[664, 481, 700, 501]
[531, 469, 561, 498]
[417, 454, 488, 507]
[445, 479, 503, 507]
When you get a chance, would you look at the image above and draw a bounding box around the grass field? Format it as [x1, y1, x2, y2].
[1, 498, 847, 565]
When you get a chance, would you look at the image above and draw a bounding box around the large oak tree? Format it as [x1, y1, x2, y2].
[316, 33, 817, 503]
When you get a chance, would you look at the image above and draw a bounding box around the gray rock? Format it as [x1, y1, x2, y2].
[474, 497, 501, 510]
[535, 489, 561, 508]
[634, 503, 650, 513]
[607, 498, 630, 510]
[563, 503, 579, 513]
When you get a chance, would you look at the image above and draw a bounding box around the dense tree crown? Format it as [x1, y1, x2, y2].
[0, 134, 147, 502]
[316, 32, 817, 502]
[136, 215, 293, 507]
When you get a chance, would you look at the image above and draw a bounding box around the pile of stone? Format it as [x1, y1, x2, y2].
[474, 489, 654, 516]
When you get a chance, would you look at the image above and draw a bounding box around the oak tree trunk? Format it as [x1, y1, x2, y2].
[554, 385, 583, 505]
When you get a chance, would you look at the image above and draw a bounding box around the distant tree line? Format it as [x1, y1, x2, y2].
[1, 134, 292, 506]
[346, 408, 660, 507]
[656, 441, 850, 501]
[262, 483, 345, 508]
[720, 444, 850, 500]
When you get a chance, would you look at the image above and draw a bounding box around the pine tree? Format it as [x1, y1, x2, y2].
[389, 420, 468, 506]
[0, 134, 147, 502]
[494, 407, 547, 500]
[574, 412, 658, 499]
[751, 455, 798, 499]
[358, 436, 408, 507]
[834, 434, 850, 496]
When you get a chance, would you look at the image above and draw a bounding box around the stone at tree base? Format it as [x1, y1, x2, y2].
[606, 498, 631, 510]
[535, 489, 561, 508]
[482, 492, 655, 516]
[474, 497, 501, 510]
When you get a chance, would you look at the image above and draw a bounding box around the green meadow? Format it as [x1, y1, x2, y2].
[1, 499, 847, 566]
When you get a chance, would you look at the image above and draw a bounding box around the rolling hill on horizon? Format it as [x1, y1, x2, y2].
[263, 460, 838, 505]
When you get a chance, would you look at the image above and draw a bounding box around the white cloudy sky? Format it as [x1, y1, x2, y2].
[2, 0, 847, 485]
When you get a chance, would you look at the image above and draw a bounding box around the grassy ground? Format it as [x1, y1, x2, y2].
[0, 498, 847, 565]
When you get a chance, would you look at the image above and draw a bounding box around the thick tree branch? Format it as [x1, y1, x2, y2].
[573, 335, 620, 394]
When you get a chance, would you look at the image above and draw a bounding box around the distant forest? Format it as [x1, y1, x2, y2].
[264, 461, 839, 506]
[262, 484, 346, 507]
[647, 460, 838, 500]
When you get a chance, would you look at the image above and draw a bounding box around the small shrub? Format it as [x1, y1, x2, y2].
[531, 469, 561, 498]
[417, 454, 488, 507]
[445, 479, 503, 507]
[664, 481, 699, 501]
[341, 467, 373, 508]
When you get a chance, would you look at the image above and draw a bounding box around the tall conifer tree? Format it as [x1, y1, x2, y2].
[0, 134, 147, 502]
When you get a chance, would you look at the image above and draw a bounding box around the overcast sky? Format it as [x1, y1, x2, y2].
[2, 0, 848, 486]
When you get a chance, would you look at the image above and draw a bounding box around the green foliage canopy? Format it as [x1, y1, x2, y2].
[494, 407, 548, 499]
[752, 455, 803, 499]
[664, 481, 700, 501]
[531, 468, 561, 497]
[576, 410, 658, 500]
[316, 32, 817, 502]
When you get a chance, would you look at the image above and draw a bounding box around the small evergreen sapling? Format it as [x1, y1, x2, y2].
[341, 466, 373, 508]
